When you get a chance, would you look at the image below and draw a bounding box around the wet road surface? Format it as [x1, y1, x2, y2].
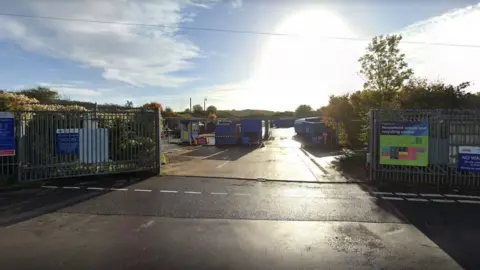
[0, 128, 473, 269]
[0, 175, 464, 270]
[163, 128, 326, 182]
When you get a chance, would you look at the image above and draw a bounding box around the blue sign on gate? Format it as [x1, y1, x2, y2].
[458, 146, 480, 172]
[56, 129, 79, 154]
[0, 112, 15, 156]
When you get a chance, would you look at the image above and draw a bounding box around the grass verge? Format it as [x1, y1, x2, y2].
[330, 151, 368, 181]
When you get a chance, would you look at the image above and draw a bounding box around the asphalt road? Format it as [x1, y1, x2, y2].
[1, 175, 468, 269]
[163, 128, 327, 182]
[0, 128, 475, 269]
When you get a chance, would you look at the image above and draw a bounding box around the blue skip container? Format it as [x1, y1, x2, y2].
[215, 122, 238, 145]
[240, 119, 263, 145]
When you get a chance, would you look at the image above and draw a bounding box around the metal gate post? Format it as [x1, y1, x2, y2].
[370, 110, 378, 183]
[368, 110, 373, 182]
[264, 120, 270, 140]
[154, 107, 162, 175]
[16, 112, 23, 183]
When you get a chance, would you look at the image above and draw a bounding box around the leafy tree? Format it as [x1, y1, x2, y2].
[359, 35, 413, 107]
[321, 95, 364, 146]
[192, 104, 203, 113]
[397, 78, 473, 109]
[125, 100, 133, 108]
[19, 87, 59, 103]
[164, 107, 175, 117]
[295, 104, 313, 118]
[273, 111, 294, 117]
[142, 102, 162, 111]
[206, 105, 217, 114]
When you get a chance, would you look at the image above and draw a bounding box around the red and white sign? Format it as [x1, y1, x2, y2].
[0, 150, 15, 156]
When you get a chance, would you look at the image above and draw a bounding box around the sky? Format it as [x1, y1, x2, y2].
[0, 0, 479, 111]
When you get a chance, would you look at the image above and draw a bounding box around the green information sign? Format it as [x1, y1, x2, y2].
[379, 121, 429, 166]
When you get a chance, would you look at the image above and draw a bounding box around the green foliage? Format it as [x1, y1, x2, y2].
[272, 111, 295, 117]
[216, 110, 236, 119]
[206, 105, 217, 114]
[18, 87, 60, 103]
[359, 34, 413, 107]
[0, 91, 157, 183]
[125, 100, 134, 108]
[164, 107, 175, 117]
[322, 34, 478, 148]
[192, 104, 203, 113]
[397, 79, 476, 109]
[330, 151, 367, 179]
[295, 104, 314, 118]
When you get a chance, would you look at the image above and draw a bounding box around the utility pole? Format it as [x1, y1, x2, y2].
[189, 97, 192, 111]
[204, 97, 207, 111]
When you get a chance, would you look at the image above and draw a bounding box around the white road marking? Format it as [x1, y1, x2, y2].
[210, 192, 228, 195]
[445, 194, 480, 199]
[184, 191, 202, 194]
[234, 193, 251, 196]
[203, 149, 228, 159]
[41, 186, 58, 189]
[381, 196, 404, 201]
[160, 190, 178, 193]
[140, 220, 155, 229]
[431, 199, 455, 203]
[111, 188, 128, 191]
[406, 198, 429, 202]
[63, 186, 80, 190]
[87, 187, 104, 191]
[458, 200, 480, 204]
[373, 191, 393, 195]
[420, 193, 444, 197]
[216, 161, 229, 169]
[134, 189, 152, 192]
[395, 192, 416, 196]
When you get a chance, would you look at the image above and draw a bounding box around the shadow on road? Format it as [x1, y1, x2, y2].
[387, 200, 480, 270]
[301, 143, 480, 269]
[0, 172, 154, 227]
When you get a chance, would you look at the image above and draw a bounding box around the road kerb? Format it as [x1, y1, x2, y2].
[299, 148, 329, 175]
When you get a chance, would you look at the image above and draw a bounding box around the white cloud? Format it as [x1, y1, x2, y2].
[0, 0, 214, 88]
[38, 83, 109, 99]
[129, 81, 250, 111]
[202, 5, 480, 111]
[399, 3, 480, 89]
[232, 0, 243, 8]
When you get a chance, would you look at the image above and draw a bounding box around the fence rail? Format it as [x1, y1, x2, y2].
[368, 109, 480, 188]
[0, 108, 161, 183]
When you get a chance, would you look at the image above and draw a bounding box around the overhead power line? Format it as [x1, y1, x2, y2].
[1, 12, 480, 48]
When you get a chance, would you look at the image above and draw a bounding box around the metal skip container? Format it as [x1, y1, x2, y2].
[215, 122, 238, 145]
[304, 121, 336, 147]
[240, 119, 263, 145]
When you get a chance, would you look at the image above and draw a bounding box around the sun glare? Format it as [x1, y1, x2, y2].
[252, 9, 359, 111]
